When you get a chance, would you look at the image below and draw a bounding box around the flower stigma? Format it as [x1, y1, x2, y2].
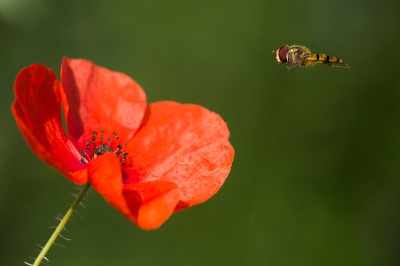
[79, 130, 128, 165]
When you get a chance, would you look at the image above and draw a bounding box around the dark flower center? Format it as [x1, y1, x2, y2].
[79, 130, 128, 165]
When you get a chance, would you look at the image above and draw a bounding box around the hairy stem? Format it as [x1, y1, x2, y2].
[32, 182, 91, 266]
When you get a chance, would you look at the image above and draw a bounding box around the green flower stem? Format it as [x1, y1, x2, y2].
[32, 182, 91, 266]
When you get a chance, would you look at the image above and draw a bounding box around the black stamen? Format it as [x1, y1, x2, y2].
[78, 130, 129, 166]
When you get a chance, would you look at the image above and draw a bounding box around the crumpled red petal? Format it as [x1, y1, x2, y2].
[88, 153, 179, 229]
[87, 153, 132, 219]
[12, 64, 86, 183]
[61, 57, 147, 148]
[123, 181, 179, 229]
[123, 101, 234, 210]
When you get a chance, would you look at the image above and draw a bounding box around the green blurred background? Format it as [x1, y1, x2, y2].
[1, 0, 400, 265]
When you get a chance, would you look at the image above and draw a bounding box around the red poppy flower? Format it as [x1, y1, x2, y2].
[12, 57, 234, 230]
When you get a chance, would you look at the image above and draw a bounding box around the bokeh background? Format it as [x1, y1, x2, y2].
[1, 0, 400, 265]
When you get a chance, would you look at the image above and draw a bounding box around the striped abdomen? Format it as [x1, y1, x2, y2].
[307, 54, 349, 68]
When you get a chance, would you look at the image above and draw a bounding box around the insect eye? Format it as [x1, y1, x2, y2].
[278, 46, 288, 63]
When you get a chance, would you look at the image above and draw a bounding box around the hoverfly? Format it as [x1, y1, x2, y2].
[272, 44, 349, 70]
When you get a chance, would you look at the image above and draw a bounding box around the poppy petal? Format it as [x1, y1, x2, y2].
[123, 181, 179, 229]
[60, 57, 147, 148]
[123, 101, 234, 210]
[87, 153, 133, 220]
[88, 153, 180, 229]
[12, 64, 86, 183]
